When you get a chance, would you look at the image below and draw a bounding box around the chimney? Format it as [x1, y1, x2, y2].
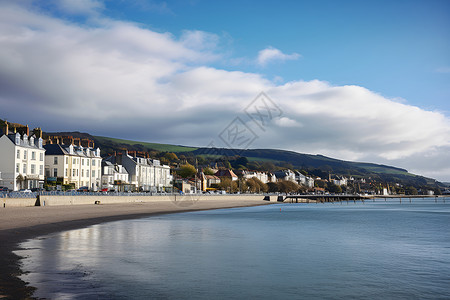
[33, 128, 42, 139]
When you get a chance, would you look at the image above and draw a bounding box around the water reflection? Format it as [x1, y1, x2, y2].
[16, 199, 450, 299]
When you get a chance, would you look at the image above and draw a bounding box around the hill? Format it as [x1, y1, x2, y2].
[43, 132, 442, 189]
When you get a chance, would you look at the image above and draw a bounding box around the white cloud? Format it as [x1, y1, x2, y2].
[257, 47, 301, 66]
[275, 117, 303, 128]
[1, 2, 450, 181]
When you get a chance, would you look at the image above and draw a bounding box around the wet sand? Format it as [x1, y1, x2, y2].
[0, 199, 271, 299]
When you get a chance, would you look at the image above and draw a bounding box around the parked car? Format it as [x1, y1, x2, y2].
[19, 189, 32, 193]
[77, 186, 89, 192]
[0, 186, 9, 192]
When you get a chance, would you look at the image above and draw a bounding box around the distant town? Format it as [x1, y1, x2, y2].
[0, 120, 448, 196]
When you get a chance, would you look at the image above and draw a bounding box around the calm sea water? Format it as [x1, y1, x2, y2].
[17, 198, 450, 299]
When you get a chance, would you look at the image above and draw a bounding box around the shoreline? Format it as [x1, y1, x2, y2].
[0, 199, 272, 299]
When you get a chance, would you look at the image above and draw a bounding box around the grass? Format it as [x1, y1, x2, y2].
[93, 136, 198, 153]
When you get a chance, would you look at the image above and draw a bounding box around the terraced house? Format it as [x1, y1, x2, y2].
[0, 122, 45, 191]
[43, 143, 102, 190]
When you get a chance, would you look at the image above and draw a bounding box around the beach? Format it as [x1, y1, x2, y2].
[0, 198, 271, 299]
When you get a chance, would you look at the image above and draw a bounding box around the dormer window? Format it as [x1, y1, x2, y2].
[69, 144, 74, 154]
[30, 136, 34, 146]
[23, 134, 28, 146]
[15, 133, 20, 145]
[38, 138, 43, 149]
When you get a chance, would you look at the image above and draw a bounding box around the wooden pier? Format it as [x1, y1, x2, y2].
[281, 194, 447, 203]
[282, 194, 368, 203]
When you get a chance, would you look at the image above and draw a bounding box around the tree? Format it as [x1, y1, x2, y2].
[327, 183, 342, 194]
[405, 186, 418, 195]
[165, 152, 178, 161]
[267, 182, 279, 193]
[218, 178, 238, 193]
[278, 181, 300, 193]
[203, 167, 215, 175]
[179, 164, 197, 179]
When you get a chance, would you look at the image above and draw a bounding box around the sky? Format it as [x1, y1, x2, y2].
[0, 0, 449, 181]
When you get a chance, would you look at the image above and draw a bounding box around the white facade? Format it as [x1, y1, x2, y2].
[0, 133, 46, 191]
[121, 153, 172, 192]
[274, 169, 296, 182]
[296, 172, 315, 188]
[241, 171, 270, 183]
[101, 161, 130, 191]
[44, 144, 102, 190]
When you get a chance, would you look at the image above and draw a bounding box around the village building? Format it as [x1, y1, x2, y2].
[0, 122, 46, 191]
[105, 152, 172, 192]
[43, 143, 102, 190]
[274, 169, 296, 182]
[215, 169, 238, 181]
[237, 170, 270, 183]
[101, 161, 130, 192]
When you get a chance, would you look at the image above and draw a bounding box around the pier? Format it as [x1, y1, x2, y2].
[282, 194, 367, 203]
[280, 194, 447, 203]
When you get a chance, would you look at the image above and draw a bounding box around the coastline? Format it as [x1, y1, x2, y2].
[0, 199, 272, 299]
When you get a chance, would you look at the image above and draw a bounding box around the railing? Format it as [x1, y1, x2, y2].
[0, 191, 38, 198]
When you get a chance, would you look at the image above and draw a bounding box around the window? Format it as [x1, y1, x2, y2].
[40, 153, 44, 161]
[40, 165, 43, 176]
[76, 169, 79, 176]
[24, 150, 27, 160]
[73, 158, 76, 164]
[16, 163, 20, 173]
[54, 157, 58, 165]
[65, 169, 68, 176]
[73, 169, 76, 176]
[92, 170, 95, 178]
[17, 150, 20, 159]
[31, 164, 36, 174]
[65, 157, 68, 164]
[54, 168, 58, 177]
[92, 159, 96, 166]
[81, 169, 84, 177]
[32, 151, 36, 160]
[23, 164, 27, 174]
[87, 160, 89, 166]
[82, 159, 84, 166]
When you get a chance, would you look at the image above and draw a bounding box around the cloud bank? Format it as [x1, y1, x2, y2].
[0, 2, 449, 181]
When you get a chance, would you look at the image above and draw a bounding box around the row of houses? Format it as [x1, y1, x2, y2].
[0, 121, 314, 193]
[0, 122, 172, 192]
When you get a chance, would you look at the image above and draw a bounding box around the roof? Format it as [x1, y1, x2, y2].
[215, 169, 238, 178]
[43, 144, 68, 155]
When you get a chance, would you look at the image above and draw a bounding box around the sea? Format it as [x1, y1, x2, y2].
[16, 198, 450, 299]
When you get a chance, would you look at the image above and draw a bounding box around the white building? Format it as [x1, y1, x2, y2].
[240, 170, 270, 183]
[107, 152, 172, 192]
[0, 132, 46, 191]
[44, 143, 102, 190]
[274, 170, 296, 182]
[295, 172, 315, 188]
[333, 177, 348, 186]
[101, 161, 130, 191]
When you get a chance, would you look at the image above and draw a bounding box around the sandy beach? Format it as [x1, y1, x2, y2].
[0, 199, 272, 299]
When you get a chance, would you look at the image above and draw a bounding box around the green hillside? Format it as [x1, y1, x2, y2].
[43, 132, 442, 188]
[93, 136, 198, 153]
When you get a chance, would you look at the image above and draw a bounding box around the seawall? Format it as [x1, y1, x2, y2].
[2, 194, 278, 207]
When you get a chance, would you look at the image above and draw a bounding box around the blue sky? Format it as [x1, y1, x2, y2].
[100, 0, 450, 112]
[0, 0, 449, 181]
